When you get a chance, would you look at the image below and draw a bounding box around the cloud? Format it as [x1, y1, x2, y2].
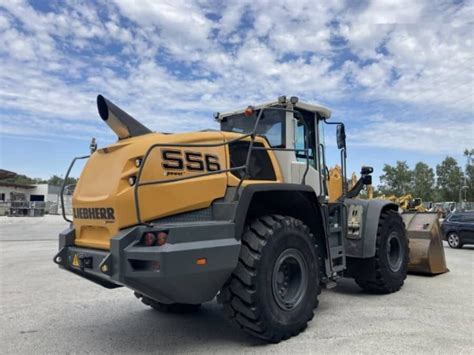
[0, 0, 472, 160]
[350, 115, 474, 154]
[349, 0, 425, 25]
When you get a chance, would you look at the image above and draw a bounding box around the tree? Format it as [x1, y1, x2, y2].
[47, 175, 77, 186]
[379, 161, 413, 196]
[3, 174, 46, 185]
[412, 162, 435, 201]
[463, 149, 474, 201]
[465, 164, 474, 201]
[436, 156, 464, 201]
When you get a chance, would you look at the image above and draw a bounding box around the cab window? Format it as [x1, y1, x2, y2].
[221, 109, 285, 148]
[294, 110, 316, 167]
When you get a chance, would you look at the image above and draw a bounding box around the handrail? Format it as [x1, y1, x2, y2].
[323, 118, 347, 198]
[60, 155, 89, 223]
[319, 143, 329, 197]
[134, 106, 311, 226]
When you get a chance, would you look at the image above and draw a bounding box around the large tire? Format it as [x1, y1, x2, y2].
[447, 232, 463, 249]
[135, 292, 201, 313]
[355, 210, 409, 294]
[217, 215, 320, 343]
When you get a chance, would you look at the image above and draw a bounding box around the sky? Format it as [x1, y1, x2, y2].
[0, 0, 473, 183]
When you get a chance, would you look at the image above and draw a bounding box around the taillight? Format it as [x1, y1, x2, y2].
[157, 231, 168, 246]
[143, 232, 157, 246]
[142, 231, 168, 246]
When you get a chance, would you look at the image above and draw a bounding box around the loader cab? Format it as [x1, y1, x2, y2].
[219, 97, 350, 276]
[218, 97, 332, 198]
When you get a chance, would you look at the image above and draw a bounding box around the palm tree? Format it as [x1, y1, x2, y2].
[462, 149, 473, 203]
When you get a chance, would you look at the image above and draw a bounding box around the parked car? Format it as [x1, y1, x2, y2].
[441, 212, 474, 248]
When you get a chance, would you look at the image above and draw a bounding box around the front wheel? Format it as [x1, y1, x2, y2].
[218, 215, 320, 343]
[447, 232, 463, 249]
[355, 210, 409, 294]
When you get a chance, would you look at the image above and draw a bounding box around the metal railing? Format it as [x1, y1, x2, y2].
[60, 106, 311, 226]
[60, 155, 89, 223]
[134, 107, 310, 225]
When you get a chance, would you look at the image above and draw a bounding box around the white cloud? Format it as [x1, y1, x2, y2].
[350, 0, 425, 25]
[350, 115, 474, 154]
[0, 0, 472, 160]
[113, 0, 212, 56]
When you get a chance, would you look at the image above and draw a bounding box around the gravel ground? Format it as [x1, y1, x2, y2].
[0, 215, 472, 354]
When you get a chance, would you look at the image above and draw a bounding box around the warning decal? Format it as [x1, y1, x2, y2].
[72, 254, 80, 267]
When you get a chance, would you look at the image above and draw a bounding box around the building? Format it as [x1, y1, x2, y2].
[0, 169, 70, 216]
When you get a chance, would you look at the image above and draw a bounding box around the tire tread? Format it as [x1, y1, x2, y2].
[355, 210, 409, 294]
[217, 215, 320, 343]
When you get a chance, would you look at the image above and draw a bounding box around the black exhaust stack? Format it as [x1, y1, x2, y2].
[97, 95, 152, 139]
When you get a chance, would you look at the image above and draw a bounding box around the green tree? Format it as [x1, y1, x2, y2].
[436, 156, 464, 201]
[3, 174, 45, 184]
[463, 149, 474, 201]
[47, 175, 77, 186]
[412, 162, 435, 201]
[379, 161, 413, 196]
[465, 164, 474, 201]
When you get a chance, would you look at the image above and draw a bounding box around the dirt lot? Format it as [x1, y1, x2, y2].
[0, 215, 472, 354]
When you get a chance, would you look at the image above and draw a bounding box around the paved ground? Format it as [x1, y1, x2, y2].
[0, 215, 472, 354]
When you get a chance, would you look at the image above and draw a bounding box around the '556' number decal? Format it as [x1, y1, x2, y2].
[161, 149, 221, 172]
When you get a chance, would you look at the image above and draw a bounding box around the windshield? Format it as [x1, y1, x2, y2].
[220, 109, 285, 148]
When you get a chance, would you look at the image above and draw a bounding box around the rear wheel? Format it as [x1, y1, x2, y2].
[217, 215, 320, 343]
[447, 232, 463, 249]
[135, 292, 201, 313]
[355, 210, 409, 294]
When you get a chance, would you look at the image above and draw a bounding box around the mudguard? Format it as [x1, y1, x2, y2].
[344, 198, 398, 258]
[233, 183, 326, 241]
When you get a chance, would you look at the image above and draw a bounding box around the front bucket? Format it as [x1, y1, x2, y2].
[402, 212, 449, 275]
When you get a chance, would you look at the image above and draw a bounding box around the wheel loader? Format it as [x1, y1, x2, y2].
[55, 95, 410, 342]
[327, 167, 448, 276]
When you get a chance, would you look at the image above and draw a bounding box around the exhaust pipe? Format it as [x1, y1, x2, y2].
[97, 95, 152, 139]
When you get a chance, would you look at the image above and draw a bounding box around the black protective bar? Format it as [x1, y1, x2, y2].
[323, 118, 347, 197]
[319, 143, 329, 197]
[134, 134, 252, 225]
[134, 106, 310, 225]
[60, 155, 89, 223]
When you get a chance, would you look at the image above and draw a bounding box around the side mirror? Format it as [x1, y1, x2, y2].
[360, 166, 373, 175]
[336, 124, 346, 149]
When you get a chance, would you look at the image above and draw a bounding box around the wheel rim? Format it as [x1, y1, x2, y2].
[272, 248, 308, 311]
[448, 233, 459, 247]
[386, 231, 403, 272]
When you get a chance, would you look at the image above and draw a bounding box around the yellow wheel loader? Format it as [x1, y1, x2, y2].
[328, 167, 448, 275]
[55, 95, 410, 342]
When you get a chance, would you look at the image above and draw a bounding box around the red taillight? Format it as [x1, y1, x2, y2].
[142, 231, 168, 246]
[144, 232, 157, 246]
[157, 231, 168, 246]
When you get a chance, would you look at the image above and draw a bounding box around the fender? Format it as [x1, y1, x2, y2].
[233, 183, 326, 242]
[344, 198, 399, 258]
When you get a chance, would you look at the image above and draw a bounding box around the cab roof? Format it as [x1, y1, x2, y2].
[217, 97, 332, 120]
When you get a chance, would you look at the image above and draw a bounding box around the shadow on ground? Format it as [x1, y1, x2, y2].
[81, 302, 268, 352]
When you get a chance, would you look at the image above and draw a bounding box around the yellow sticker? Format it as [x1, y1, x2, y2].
[72, 254, 80, 267]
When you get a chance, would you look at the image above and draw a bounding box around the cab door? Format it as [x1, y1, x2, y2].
[291, 109, 323, 196]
